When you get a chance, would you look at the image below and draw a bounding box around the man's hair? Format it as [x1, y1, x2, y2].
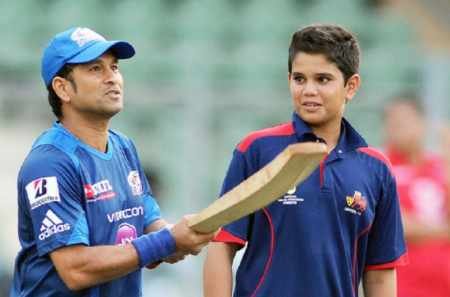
[385, 92, 424, 116]
[46, 64, 76, 118]
[288, 24, 360, 83]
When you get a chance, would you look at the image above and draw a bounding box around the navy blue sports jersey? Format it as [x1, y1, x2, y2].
[11, 122, 161, 297]
[214, 113, 408, 297]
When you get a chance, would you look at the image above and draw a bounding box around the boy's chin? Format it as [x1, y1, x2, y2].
[296, 111, 326, 126]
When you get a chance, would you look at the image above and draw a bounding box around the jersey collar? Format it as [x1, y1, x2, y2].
[292, 112, 367, 157]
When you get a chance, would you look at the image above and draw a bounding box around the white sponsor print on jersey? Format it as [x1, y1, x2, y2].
[107, 206, 144, 223]
[38, 210, 71, 241]
[26, 176, 60, 210]
[127, 170, 143, 196]
[278, 186, 305, 205]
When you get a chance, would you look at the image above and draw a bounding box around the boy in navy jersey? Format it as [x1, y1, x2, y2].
[204, 24, 408, 297]
[11, 27, 215, 297]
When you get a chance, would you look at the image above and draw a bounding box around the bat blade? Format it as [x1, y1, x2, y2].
[188, 142, 328, 233]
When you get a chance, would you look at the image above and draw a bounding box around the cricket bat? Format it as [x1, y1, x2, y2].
[187, 142, 328, 233]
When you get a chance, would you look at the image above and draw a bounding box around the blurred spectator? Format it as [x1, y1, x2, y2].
[383, 94, 450, 297]
[439, 125, 450, 187]
[143, 165, 162, 200]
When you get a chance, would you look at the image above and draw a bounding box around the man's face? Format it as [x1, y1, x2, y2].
[384, 102, 425, 151]
[288, 52, 359, 130]
[65, 52, 124, 119]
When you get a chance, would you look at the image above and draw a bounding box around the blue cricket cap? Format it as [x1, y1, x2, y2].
[41, 27, 135, 86]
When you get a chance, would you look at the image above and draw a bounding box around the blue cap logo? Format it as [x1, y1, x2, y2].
[70, 27, 105, 47]
[41, 27, 135, 86]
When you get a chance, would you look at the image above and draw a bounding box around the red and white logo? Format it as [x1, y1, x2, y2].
[84, 179, 115, 202]
[25, 177, 60, 210]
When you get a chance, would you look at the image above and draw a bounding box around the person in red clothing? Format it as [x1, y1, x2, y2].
[384, 94, 450, 297]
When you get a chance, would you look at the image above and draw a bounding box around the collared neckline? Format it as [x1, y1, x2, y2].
[292, 112, 367, 160]
[292, 112, 323, 143]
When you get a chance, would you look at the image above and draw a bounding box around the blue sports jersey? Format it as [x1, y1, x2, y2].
[11, 122, 161, 297]
[214, 113, 408, 297]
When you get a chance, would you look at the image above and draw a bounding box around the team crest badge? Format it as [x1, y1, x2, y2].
[128, 170, 143, 196]
[344, 191, 367, 215]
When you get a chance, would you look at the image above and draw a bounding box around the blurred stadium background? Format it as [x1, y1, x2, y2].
[0, 0, 449, 296]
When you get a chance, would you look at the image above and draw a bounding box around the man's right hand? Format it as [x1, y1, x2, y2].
[169, 215, 217, 256]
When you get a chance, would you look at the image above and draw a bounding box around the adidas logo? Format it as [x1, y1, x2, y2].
[38, 210, 70, 241]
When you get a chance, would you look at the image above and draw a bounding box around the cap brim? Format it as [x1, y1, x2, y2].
[67, 40, 135, 64]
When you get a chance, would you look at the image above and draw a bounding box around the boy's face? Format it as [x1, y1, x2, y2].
[288, 52, 359, 130]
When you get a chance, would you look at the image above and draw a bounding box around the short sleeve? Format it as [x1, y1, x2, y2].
[143, 194, 161, 227]
[365, 172, 408, 269]
[19, 145, 89, 256]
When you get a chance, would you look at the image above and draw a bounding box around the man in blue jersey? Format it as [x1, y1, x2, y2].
[204, 24, 408, 297]
[10, 27, 216, 297]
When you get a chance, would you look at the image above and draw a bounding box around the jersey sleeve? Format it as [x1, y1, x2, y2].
[213, 149, 252, 246]
[365, 171, 408, 270]
[142, 194, 161, 227]
[19, 145, 89, 256]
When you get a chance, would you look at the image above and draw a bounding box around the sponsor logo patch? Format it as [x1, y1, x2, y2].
[128, 171, 143, 196]
[26, 177, 60, 210]
[38, 210, 71, 240]
[115, 223, 137, 245]
[84, 180, 116, 202]
[344, 191, 367, 215]
[278, 186, 304, 205]
[107, 206, 144, 223]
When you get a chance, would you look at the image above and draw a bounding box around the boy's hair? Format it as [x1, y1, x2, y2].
[288, 24, 360, 83]
[47, 64, 76, 118]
